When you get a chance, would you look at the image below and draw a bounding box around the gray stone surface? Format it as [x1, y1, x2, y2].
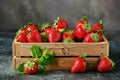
[0, 32, 120, 80]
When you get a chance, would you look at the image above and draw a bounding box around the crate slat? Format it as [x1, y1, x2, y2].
[13, 57, 99, 70]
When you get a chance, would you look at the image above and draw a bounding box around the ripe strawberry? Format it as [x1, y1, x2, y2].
[41, 23, 52, 34]
[54, 17, 69, 32]
[24, 23, 38, 33]
[97, 56, 115, 72]
[16, 31, 28, 43]
[27, 30, 42, 42]
[76, 16, 88, 29]
[48, 29, 62, 43]
[63, 30, 75, 41]
[83, 33, 99, 43]
[71, 54, 89, 73]
[24, 61, 38, 74]
[92, 20, 104, 32]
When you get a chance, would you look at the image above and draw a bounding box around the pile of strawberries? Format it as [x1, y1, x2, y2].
[16, 16, 104, 43]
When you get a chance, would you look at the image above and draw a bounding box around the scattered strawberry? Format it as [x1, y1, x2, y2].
[76, 16, 88, 29]
[63, 30, 75, 41]
[71, 54, 89, 73]
[92, 20, 104, 33]
[24, 61, 38, 74]
[97, 56, 115, 72]
[16, 31, 28, 43]
[27, 30, 42, 42]
[48, 29, 62, 43]
[54, 17, 69, 32]
[83, 33, 99, 43]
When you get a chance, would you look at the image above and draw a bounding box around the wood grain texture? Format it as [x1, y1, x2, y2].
[13, 57, 99, 70]
[12, 36, 109, 57]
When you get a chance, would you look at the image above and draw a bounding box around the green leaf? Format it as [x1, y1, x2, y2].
[90, 33, 99, 42]
[41, 32, 48, 42]
[37, 48, 55, 65]
[80, 53, 86, 59]
[36, 63, 46, 74]
[30, 45, 42, 58]
[81, 16, 87, 20]
[63, 37, 74, 43]
[16, 63, 25, 74]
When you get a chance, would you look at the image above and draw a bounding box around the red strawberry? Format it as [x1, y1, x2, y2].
[83, 33, 99, 43]
[54, 17, 69, 32]
[92, 20, 104, 32]
[63, 30, 75, 41]
[76, 16, 88, 29]
[41, 23, 52, 33]
[27, 30, 42, 42]
[71, 54, 89, 73]
[48, 29, 62, 43]
[16, 31, 28, 43]
[97, 56, 115, 72]
[24, 61, 38, 74]
[24, 23, 38, 33]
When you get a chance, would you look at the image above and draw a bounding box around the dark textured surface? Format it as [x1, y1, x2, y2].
[0, 32, 120, 80]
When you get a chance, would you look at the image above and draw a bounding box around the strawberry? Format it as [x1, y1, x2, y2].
[16, 31, 28, 43]
[27, 30, 42, 42]
[24, 61, 38, 74]
[48, 29, 62, 43]
[76, 16, 88, 29]
[71, 54, 89, 73]
[63, 30, 75, 41]
[97, 56, 115, 72]
[41, 23, 52, 34]
[54, 17, 69, 32]
[24, 23, 38, 33]
[83, 33, 99, 43]
[92, 20, 104, 33]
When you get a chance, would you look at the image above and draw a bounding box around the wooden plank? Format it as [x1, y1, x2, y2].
[13, 57, 99, 70]
[12, 36, 109, 57]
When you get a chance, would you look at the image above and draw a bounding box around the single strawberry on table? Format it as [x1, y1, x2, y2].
[27, 30, 42, 42]
[53, 17, 69, 32]
[97, 56, 115, 72]
[71, 54, 90, 73]
[48, 29, 62, 43]
[24, 61, 38, 74]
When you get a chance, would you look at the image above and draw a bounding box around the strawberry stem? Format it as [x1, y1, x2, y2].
[81, 16, 87, 20]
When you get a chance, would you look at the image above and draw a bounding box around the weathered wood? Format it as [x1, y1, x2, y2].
[12, 36, 109, 57]
[13, 57, 99, 70]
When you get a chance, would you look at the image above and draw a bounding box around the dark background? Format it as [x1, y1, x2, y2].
[0, 0, 120, 39]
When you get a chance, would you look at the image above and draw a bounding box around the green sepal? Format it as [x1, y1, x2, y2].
[41, 32, 48, 42]
[41, 22, 51, 31]
[63, 37, 74, 43]
[53, 17, 60, 26]
[83, 23, 91, 31]
[81, 16, 87, 20]
[99, 20, 105, 29]
[30, 45, 42, 58]
[106, 57, 115, 68]
[90, 33, 99, 42]
[79, 53, 86, 59]
[86, 62, 92, 68]
[16, 63, 25, 74]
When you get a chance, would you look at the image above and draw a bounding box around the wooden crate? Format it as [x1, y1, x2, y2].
[12, 36, 109, 70]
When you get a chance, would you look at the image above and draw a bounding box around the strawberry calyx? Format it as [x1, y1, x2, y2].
[90, 33, 99, 42]
[81, 16, 87, 20]
[24, 61, 36, 70]
[79, 53, 86, 60]
[53, 17, 60, 26]
[99, 20, 105, 29]
[63, 37, 74, 43]
[41, 23, 52, 31]
[82, 23, 91, 31]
